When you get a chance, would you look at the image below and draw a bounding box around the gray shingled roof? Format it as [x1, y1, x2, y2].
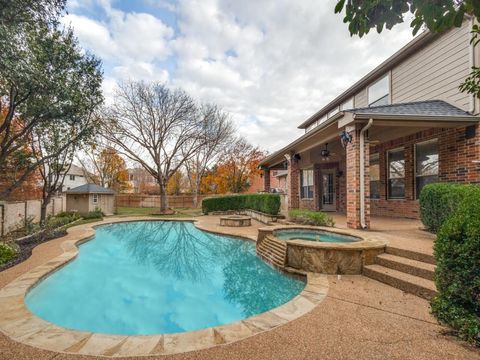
[346, 100, 475, 118]
[66, 183, 115, 194]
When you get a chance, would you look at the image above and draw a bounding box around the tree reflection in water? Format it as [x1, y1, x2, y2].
[101, 221, 304, 317]
[103, 221, 227, 281]
[221, 242, 305, 317]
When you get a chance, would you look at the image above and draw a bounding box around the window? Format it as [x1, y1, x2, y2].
[387, 148, 405, 199]
[370, 153, 380, 199]
[92, 194, 98, 204]
[368, 74, 390, 106]
[340, 98, 354, 111]
[69, 175, 75, 181]
[415, 140, 439, 198]
[328, 107, 339, 118]
[300, 169, 314, 199]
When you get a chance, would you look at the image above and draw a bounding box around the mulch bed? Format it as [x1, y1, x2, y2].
[0, 229, 67, 272]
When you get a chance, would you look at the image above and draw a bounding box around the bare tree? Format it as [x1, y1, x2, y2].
[102, 81, 209, 213]
[184, 104, 234, 207]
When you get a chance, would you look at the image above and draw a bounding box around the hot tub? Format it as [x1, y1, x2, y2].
[257, 226, 386, 275]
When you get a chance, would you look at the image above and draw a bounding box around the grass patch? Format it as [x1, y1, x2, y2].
[0, 243, 16, 265]
[288, 208, 335, 227]
[116, 207, 202, 217]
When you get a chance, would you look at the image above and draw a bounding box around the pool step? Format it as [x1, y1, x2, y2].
[256, 235, 287, 268]
[375, 253, 435, 281]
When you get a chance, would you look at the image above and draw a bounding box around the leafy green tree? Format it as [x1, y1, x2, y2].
[334, 0, 480, 97]
[0, 0, 103, 199]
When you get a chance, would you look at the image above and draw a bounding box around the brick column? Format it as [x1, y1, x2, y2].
[313, 164, 322, 211]
[345, 124, 370, 229]
[263, 168, 271, 192]
[287, 158, 299, 209]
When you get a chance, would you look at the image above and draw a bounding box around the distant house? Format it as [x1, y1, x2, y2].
[62, 164, 88, 192]
[126, 167, 156, 193]
[66, 183, 115, 215]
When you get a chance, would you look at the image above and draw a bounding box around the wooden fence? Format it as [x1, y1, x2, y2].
[115, 194, 210, 209]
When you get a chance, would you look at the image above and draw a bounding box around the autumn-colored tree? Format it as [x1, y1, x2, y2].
[78, 144, 130, 193]
[0, 105, 41, 200]
[201, 138, 266, 194]
[166, 170, 186, 195]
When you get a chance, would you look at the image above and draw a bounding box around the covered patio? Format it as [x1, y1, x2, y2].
[260, 100, 480, 230]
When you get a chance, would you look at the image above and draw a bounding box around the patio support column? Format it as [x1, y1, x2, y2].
[313, 164, 322, 211]
[345, 124, 371, 229]
[287, 157, 300, 209]
[263, 168, 271, 192]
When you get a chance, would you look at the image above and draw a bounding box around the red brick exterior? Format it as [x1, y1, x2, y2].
[370, 125, 480, 219]
[262, 169, 270, 192]
[288, 157, 300, 208]
[345, 124, 370, 229]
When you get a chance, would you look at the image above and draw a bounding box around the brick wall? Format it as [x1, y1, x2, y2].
[371, 125, 480, 219]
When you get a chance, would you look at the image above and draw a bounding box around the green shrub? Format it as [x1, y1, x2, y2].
[80, 209, 104, 220]
[431, 188, 480, 346]
[419, 183, 474, 233]
[288, 208, 335, 227]
[47, 212, 80, 229]
[0, 243, 16, 265]
[202, 194, 281, 215]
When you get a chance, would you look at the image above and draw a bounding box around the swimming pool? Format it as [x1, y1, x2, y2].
[25, 221, 304, 335]
[274, 229, 359, 243]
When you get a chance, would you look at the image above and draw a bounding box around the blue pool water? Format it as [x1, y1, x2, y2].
[25, 221, 304, 335]
[274, 229, 358, 243]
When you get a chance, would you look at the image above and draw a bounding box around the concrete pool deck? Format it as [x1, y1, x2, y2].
[0, 215, 479, 359]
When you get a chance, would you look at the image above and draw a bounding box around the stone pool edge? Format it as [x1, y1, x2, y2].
[0, 216, 329, 357]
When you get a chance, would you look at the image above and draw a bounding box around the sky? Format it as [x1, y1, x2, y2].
[64, 0, 415, 152]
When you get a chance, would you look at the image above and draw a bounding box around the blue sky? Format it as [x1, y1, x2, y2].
[65, 0, 414, 151]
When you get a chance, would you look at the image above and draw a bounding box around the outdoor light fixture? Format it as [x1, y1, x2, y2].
[336, 169, 344, 177]
[340, 130, 353, 148]
[293, 153, 301, 161]
[321, 143, 330, 158]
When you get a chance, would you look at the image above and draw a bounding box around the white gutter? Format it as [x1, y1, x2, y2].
[359, 119, 373, 229]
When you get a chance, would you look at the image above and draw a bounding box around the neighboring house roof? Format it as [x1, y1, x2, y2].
[346, 100, 477, 120]
[66, 164, 85, 176]
[66, 183, 115, 194]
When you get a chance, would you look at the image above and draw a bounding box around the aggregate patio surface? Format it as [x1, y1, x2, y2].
[0, 215, 478, 360]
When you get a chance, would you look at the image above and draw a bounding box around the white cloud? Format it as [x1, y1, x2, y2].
[67, 0, 415, 151]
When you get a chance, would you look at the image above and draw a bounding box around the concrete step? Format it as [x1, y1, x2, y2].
[386, 246, 435, 265]
[363, 264, 437, 300]
[375, 253, 436, 281]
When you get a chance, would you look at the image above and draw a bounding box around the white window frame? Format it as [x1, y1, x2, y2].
[69, 175, 75, 181]
[300, 168, 314, 200]
[369, 153, 380, 200]
[414, 139, 439, 199]
[340, 97, 354, 111]
[92, 193, 99, 204]
[387, 147, 405, 199]
[367, 73, 390, 106]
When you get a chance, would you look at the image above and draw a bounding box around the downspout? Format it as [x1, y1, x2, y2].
[359, 119, 374, 229]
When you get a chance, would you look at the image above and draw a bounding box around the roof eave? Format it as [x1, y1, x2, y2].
[352, 113, 480, 122]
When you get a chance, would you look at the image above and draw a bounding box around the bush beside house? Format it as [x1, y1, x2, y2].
[420, 183, 480, 346]
[288, 209, 335, 227]
[202, 194, 280, 215]
[419, 183, 473, 233]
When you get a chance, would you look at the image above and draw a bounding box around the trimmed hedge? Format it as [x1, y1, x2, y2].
[431, 187, 480, 346]
[202, 194, 281, 215]
[288, 208, 335, 227]
[419, 183, 474, 233]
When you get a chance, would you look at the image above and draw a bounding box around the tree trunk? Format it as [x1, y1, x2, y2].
[159, 180, 169, 213]
[40, 203, 48, 227]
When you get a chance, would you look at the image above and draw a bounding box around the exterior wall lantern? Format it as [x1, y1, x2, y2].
[339, 130, 353, 148]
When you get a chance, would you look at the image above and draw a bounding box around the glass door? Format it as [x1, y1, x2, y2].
[321, 170, 336, 211]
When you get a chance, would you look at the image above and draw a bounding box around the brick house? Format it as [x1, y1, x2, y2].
[259, 19, 480, 229]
